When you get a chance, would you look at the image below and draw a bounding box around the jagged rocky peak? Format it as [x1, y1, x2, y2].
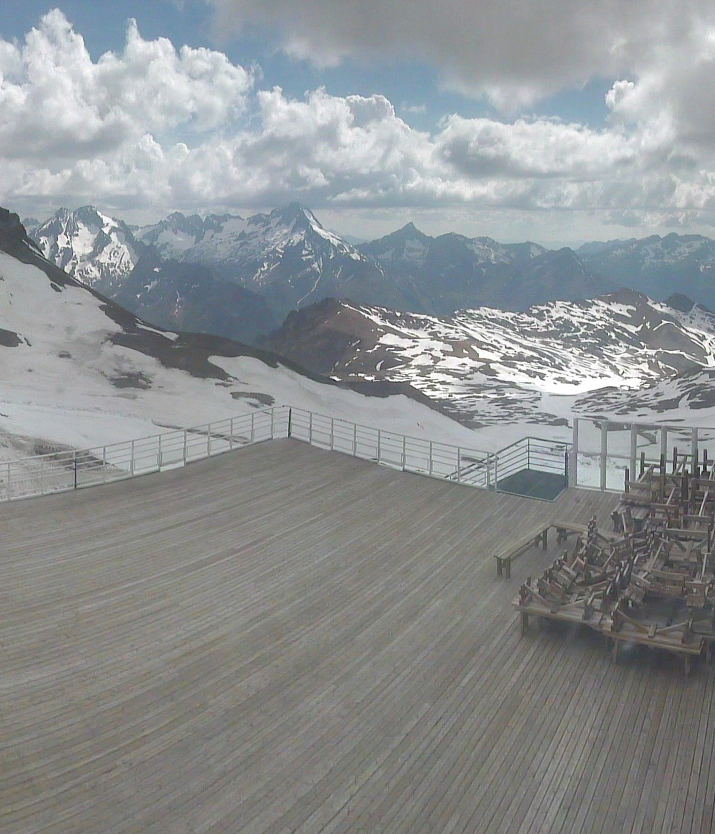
[242, 202, 337, 243]
[29, 206, 143, 293]
[135, 211, 215, 257]
[275, 201, 316, 227]
[0, 207, 30, 239]
[389, 221, 430, 241]
[0, 208, 44, 259]
[359, 222, 432, 264]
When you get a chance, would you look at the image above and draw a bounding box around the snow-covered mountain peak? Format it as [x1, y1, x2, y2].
[136, 211, 220, 258]
[239, 202, 353, 251]
[30, 205, 142, 293]
[135, 203, 377, 319]
[271, 201, 319, 230]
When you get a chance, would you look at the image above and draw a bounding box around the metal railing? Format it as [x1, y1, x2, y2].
[0, 407, 288, 502]
[0, 404, 574, 504]
[491, 436, 570, 486]
[286, 407, 495, 487]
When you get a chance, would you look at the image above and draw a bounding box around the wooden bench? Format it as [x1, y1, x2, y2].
[495, 525, 549, 578]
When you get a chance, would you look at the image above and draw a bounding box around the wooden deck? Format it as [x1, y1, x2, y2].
[1, 438, 712, 833]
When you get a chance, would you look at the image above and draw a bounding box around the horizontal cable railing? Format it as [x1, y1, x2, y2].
[1, 404, 573, 503]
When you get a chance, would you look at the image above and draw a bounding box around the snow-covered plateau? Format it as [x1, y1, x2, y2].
[263, 293, 715, 447]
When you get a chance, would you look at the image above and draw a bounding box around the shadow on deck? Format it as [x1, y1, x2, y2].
[497, 468, 568, 501]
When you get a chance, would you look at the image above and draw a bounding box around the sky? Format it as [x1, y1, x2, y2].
[3, 1, 715, 245]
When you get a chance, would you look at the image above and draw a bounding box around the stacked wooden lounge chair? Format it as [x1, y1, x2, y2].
[513, 451, 715, 675]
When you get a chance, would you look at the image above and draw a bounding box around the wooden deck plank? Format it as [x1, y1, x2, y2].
[629, 676, 680, 834]
[676, 678, 715, 834]
[3, 438, 713, 833]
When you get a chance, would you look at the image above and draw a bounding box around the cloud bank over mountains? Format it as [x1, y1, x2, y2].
[4, 5, 715, 237]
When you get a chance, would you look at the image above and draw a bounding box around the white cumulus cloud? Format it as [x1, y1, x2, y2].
[0, 9, 253, 161]
[7, 9, 715, 237]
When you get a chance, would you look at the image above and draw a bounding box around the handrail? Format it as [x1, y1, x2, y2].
[491, 434, 568, 457]
[0, 405, 573, 503]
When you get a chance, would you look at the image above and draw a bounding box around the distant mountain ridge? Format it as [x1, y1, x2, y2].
[26, 204, 715, 343]
[359, 223, 611, 314]
[577, 233, 715, 310]
[159, 203, 402, 320]
[113, 250, 276, 345]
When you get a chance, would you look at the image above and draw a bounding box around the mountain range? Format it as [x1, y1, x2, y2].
[0, 207, 473, 463]
[359, 222, 615, 314]
[577, 234, 715, 309]
[6, 202, 715, 463]
[28, 203, 715, 350]
[262, 291, 715, 429]
[8, 204, 616, 340]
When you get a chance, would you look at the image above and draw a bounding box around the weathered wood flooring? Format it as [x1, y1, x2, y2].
[1, 438, 710, 833]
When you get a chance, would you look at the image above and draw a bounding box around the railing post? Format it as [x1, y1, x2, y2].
[600, 421, 608, 491]
[130, 440, 135, 476]
[457, 447, 461, 483]
[103, 447, 107, 483]
[40, 454, 44, 495]
[207, 424, 211, 456]
[486, 454, 491, 489]
[570, 418, 579, 488]
[287, 408, 292, 439]
[377, 429, 381, 462]
[230, 417, 235, 450]
[251, 412, 255, 443]
[158, 433, 162, 469]
[402, 435, 406, 470]
[73, 451, 78, 490]
[6, 462, 10, 500]
[429, 441, 433, 476]
[353, 422, 357, 455]
[183, 430, 188, 464]
[271, 409, 275, 439]
[692, 428, 699, 476]
[564, 449, 569, 486]
[494, 454, 499, 490]
[330, 417, 334, 451]
[309, 412, 313, 445]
